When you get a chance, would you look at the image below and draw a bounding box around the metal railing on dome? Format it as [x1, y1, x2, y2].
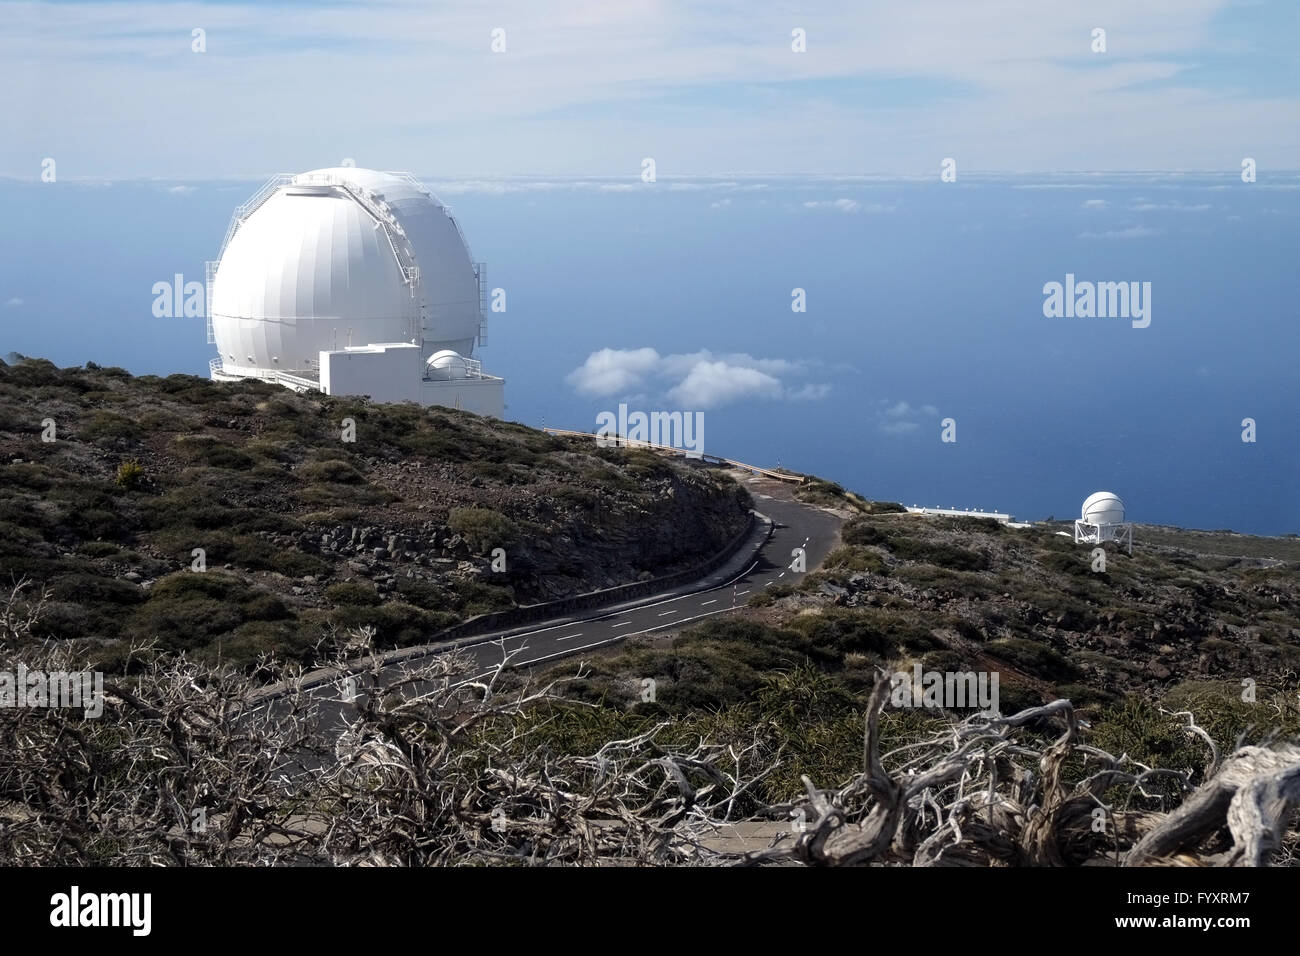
[208, 356, 323, 393]
[422, 356, 487, 381]
[218, 173, 293, 259]
[387, 171, 431, 197]
[476, 263, 488, 346]
[204, 261, 218, 344]
[221, 171, 423, 302]
[323, 178, 422, 300]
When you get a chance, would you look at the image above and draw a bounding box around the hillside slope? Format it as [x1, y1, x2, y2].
[541, 503, 1300, 715]
[0, 358, 751, 671]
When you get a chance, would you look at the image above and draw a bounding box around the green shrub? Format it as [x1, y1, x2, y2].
[114, 459, 145, 490]
[824, 546, 886, 574]
[295, 482, 391, 508]
[1041, 550, 1097, 578]
[52, 574, 144, 606]
[69, 505, 126, 540]
[172, 434, 255, 470]
[841, 520, 896, 547]
[78, 541, 120, 558]
[889, 537, 990, 571]
[322, 601, 448, 648]
[150, 530, 327, 577]
[452, 580, 515, 615]
[201, 620, 310, 669]
[986, 637, 1077, 681]
[1090, 699, 1216, 791]
[1161, 680, 1300, 747]
[448, 507, 517, 552]
[298, 459, 365, 485]
[1052, 682, 1122, 709]
[0, 463, 54, 492]
[127, 573, 293, 653]
[894, 565, 993, 598]
[325, 581, 382, 606]
[83, 411, 142, 442]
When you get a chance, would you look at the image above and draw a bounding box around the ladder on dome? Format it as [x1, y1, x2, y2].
[204, 260, 218, 343]
[218, 173, 293, 259]
[387, 171, 431, 197]
[476, 263, 488, 346]
[330, 179, 422, 300]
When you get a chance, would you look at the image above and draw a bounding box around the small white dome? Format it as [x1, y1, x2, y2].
[1082, 491, 1125, 526]
[425, 349, 468, 380]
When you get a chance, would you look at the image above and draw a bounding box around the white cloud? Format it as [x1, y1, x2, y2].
[567, 347, 830, 409]
[710, 198, 731, 209]
[1081, 199, 1109, 209]
[167, 185, 196, 195]
[880, 419, 920, 434]
[874, 400, 938, 436]
[667, 361, 783, 408]
[802, 198, 896, 214]
[566, 347, 662, 396]
[2, 1, 1297, 178]
[1133, 201, 1210, 211]
[804, 198, 860, 213]
[3, 297, 23, 308]
[1078, 225, 1165, 239]
[789, 383, 831, 400]
[659, 351, 803, 380]
[427, 178, 767, 196]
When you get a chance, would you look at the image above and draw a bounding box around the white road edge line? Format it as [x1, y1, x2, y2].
[516, 602, 758, 666]
[247, 557, 767, 714]
[453, 557, 763, 653]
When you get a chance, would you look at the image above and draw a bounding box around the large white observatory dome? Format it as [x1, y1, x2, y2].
[1081, 491, 1125, 526]
[208, 167, 484, 376]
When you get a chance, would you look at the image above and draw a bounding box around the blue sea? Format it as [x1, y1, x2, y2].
[2, 172, 1296, 534]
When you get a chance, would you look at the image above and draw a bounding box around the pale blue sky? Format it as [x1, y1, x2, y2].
[3, 0, 1298, 179]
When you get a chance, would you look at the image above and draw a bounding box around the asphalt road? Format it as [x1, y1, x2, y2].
[447, 489, 843, 673]
[246, 480, 845, 777]
[250, 480, 844, 732]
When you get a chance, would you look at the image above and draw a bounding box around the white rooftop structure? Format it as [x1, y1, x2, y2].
[206, 166, 503, 417]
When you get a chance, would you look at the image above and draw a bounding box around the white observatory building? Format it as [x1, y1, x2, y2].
[1074, 491, 1132, 555]
[205, 166, 504, 417]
